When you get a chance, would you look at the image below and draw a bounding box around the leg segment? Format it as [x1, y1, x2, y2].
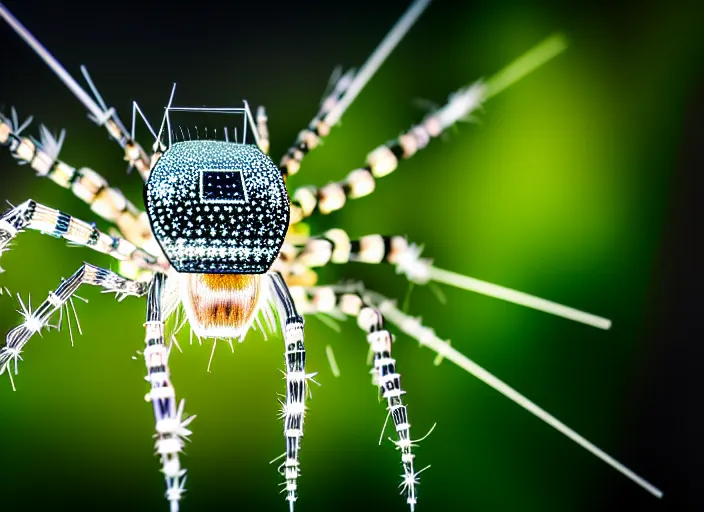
[143, 273, 194, 512]
[0, 263, 147, 385]
[298, 283, 663, 500]
[360, 288, 663, 498]
[293, 284, 419, 510]
[288, 35, 568, 224]
[268, 272, 309, 511]
[0, 200, 163, 273]
[0, 112, 157, 251]
[256, 106, 271, 155]
[0, 4, 153, 179]
[287, 82, 484, 223]
[292, 230, 611, 329]
[279, 0, 431, 180]
[278, 67, 355, 178]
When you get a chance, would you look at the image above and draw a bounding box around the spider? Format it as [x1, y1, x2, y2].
[0, 1, 664, 511]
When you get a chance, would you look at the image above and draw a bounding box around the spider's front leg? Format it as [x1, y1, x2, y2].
[268, 272, 310, 511]
[143, 273, 194, 512]
[0, 263, 147, 387]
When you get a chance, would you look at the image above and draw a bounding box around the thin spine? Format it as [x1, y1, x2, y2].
[0, 112, 159, 252]
[288, 34, 567, 223]
[0, 263, 147, 385]
[0, 200, 164, 273]
[144, 273, 195, 512]
[293, 231, 610, 329]
[323, 0, 432, 127]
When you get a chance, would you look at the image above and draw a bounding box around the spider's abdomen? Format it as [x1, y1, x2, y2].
[181, 273, 261, 338]
[145, 141, 289, 274]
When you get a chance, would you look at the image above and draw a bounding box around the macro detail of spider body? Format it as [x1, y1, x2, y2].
[0, 1, 663, 511]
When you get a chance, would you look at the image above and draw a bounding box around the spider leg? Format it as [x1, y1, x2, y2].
[143, 273, 194, 512]
[293, 230, 610, 329]
[279, 0, 431, 180]
[278, 66, 354, 178]
[300, 283, 663, 501]
[0, 4, 152, 179]
[267, 272, 310, 511]
[0, 263, 147, 385]
[0, 113, 159, 252]
[0, 200, 164, 273]
[288, 34, 567, 223]
[359, 287, 663, 498]
[295, 285, 420, 511]
[256, 106, 271, 155]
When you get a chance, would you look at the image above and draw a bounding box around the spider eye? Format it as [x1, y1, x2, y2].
[200, 170, 247, 203]
[145, 140, 289, 274]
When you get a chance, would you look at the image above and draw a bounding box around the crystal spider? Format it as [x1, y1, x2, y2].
[0, 1, 663, 511]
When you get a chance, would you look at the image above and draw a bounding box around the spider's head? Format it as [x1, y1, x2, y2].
[144, 140, 289, 274]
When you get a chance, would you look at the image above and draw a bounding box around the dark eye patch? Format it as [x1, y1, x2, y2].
[200, 169, 248, 203]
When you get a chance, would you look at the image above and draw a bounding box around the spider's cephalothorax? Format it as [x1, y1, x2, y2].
[145, 140, 289, 337]
[0, 1, 664, 511]
[145, 141, 289, 274]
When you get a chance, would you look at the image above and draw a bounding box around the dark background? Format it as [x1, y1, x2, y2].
[0, 1, 701, 511]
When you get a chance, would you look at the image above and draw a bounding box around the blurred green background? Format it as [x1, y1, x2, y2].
[0, 0, 700, 511]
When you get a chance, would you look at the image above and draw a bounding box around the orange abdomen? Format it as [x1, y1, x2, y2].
[181, 273, 261, 338]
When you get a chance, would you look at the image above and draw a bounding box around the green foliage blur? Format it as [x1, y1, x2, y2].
[0, 1, 700, 511]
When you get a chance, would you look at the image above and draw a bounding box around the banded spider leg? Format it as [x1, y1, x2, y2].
[293, 230, 611, 329]
[0, 263, 147, 390]
[256, 106, 271, 155]
[0, 199, 160, 387]
[0, 110, 159, 253]
[143, 273, 195, 512]
[268, 272, 311, 511]
[279, 0, 432, 180]
[292, 285, 421, 509]
[0, 4, 153, 178]
[0, 199, 161, 273]
[296, 281, 663, 500]
[288, 34, 567, 223]
[278, 66, 356, 177]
